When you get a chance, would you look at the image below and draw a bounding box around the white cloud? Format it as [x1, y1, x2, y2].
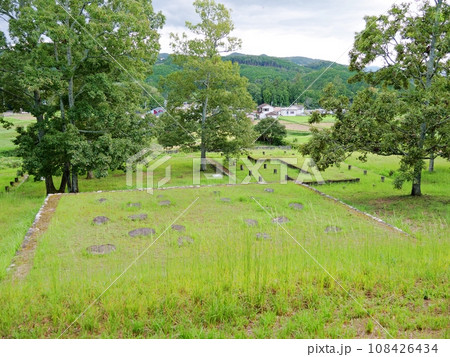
[153, 0, 398, 63]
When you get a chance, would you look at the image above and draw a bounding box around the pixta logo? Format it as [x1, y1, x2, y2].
[126, 144, 171, 194]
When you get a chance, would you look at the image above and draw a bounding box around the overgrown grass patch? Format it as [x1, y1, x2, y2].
[0, 182, 447, 338]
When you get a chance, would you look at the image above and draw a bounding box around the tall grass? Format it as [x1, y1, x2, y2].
[0, 183, 447, 338]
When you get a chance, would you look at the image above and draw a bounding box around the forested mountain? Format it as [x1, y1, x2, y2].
[147, 53, 368, 108]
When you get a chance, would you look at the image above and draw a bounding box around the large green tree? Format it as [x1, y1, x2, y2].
[155, 0, 255, 170]
[301, 0, 449, 196]
[0, 0, 164, 193]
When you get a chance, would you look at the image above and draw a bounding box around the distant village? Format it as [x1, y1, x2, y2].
[149, 103, 328, 120]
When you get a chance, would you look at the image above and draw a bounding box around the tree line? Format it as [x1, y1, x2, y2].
[1, 0, 448, 197]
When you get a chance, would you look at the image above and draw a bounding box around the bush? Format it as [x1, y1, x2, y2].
[254, 118, 287, 145]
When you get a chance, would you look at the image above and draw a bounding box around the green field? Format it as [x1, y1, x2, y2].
[1, 182, 448, 338]
[0, 112, 448, 339]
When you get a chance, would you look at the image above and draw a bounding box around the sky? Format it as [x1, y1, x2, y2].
[152, 0, 398, 64]
[0, 0, 398, 64]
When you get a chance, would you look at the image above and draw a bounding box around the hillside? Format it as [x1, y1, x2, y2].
[147, 53, 367, 108]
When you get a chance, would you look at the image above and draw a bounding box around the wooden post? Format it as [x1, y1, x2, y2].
[364, 170, 367, 175]
[240, 164, 243, 171]
[15, 177, 19, 183]
[259, 176, 262, 182]
[5, 186, 9, 192]
[249, 170, 252, 176]
[274, 169, 277, 174]
[10, 181, 14, 187]
[262, 151, 265, 155]
[264, 163, 267, 169]
[381, 176, 385, 182]
[348, 165, 351, 170]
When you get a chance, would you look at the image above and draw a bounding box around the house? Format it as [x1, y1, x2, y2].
[257, 104, 274, 119]
[280, 105, 305, 117]
[257, 103, 305, 119]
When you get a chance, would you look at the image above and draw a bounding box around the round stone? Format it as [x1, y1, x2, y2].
[272, 216, 289, 224]
[87, 244, 116, 255]
[172, 224, 186, 232]
[129, 214, 148, 221]
[178, 236, 194, 247]
[256, 233, 271, 240]
[98, 198, 107, 203]
[324, 226, 342, 233]
[128, 228, 155, 237]
[245, 219, 258, 227]
[128, 203, 141, 208]
[220, 198, 231, 202]
[264, 188, 274, 193]
[289, 203, 304, 211]
[93, 216, 109, 225]
[158, 200, 171, 206]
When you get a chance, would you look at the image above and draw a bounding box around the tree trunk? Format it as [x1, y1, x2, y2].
[57, 168, 70, 193]
[33, 90, 44, 141]
[411, 168, 422, 196]
[422, 0, 441, 175]
[86, 170, 94, 179]
[428, 155, 435, 172]
[200, 95, 209, 172]
[71, 171, 79, 193]
[200, 143, 207, 172]
[45, 176, 58, 195]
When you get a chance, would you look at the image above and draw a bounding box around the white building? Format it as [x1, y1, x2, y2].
[257, 103, 274, 119]
[257, 103, 305, 119]
[280, 105, 305, 116]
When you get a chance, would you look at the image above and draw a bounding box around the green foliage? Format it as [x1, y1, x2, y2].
[155, 0, 256, 160]
[148, 52, 368, 108]
[0, 0, 164, 193]
[302, 0, 449, 196]
[254, 118, 287, 145]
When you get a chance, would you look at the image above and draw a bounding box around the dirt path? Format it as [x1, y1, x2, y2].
[8, 194, 62, 281]
[278, 120, 333, 132]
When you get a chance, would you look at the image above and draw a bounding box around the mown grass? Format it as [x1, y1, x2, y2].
[0, 116, 34, 155]
[0, 182, 448, 338]
[248, 149, 355, 182]
[316, 155, 450, 239]
[285, 131, 311, 145]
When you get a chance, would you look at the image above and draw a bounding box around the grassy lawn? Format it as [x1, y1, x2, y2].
[0, 115, 34, 155]
[0, 115, 44, 279]
[0, 114, 448, 339]
[247, 148, 356, 182]
[0, 180, 46, 279]
[317, 155, 450, 240]
[0, 182, 448, 338]
[285, 130, 311, 145]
